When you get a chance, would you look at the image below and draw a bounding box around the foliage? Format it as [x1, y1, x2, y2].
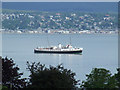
[1, 86, 8, 90]
[25, 61, 79, 89]
[1, 56, 119, 89]
[81, 68, 118, 89]
[114, 68, 120, 88]
[2, 57, 26, 89]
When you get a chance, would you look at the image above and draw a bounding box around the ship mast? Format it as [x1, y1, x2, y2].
[70, 37, 71, 45]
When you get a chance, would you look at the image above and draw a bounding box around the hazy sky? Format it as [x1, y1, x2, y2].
[2, 0, 120, 2]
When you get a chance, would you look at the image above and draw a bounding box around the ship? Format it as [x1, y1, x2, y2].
[34, 44, 83, 54]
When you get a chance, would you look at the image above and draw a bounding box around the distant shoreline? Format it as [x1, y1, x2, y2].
[2, 31, 118, 35]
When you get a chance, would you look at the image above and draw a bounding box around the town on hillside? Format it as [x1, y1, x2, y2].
[2, 9, 118, 34]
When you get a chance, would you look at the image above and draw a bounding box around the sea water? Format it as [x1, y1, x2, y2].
[2, 33, 118, 81]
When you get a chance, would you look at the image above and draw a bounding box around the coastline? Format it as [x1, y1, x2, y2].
[2, 29, 118, 35]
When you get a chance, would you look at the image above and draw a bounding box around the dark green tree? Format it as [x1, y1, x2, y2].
[114, 68, 120, 88]
[2, 57, 26, 89]
[81, 68, 118, 89]
[25, 61, 79, 89]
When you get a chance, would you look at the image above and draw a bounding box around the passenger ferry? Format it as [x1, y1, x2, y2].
[34, 44, 83, 54]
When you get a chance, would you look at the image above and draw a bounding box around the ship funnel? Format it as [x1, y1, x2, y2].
[58, 43, 62, 49]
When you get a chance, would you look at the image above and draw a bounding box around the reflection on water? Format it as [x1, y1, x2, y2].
[34, 53, 83, 65]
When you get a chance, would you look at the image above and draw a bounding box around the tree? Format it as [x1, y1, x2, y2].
[25, 61, 79, 89]
[2, 57, 26, 89]
[81, 68, 118, 89]
[114, 68, 120, 88]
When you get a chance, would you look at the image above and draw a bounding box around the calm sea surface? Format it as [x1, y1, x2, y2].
[2, 33, 118, 81]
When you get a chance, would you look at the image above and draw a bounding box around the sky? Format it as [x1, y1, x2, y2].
[1, 0, 120, 2]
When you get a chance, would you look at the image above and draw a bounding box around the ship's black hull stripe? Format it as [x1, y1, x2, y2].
[34, 50, 82, 54]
